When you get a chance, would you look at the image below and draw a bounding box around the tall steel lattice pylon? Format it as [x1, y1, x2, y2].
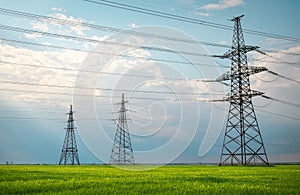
[59, 105, 80, 165]
[110, 93, 135, 165]
[219, 15, 269, 165]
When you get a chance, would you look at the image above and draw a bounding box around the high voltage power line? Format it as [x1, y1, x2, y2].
[0, 5, 299, 124]
[0, 24, 217, 58]
[0, 60, 225, 80]
[1, 90, 299, 122]
[0, 79, 223, 96]
[0, 7, 231, 48]
[1, 109, 299, 122]
[0, 10, 299, 66]
[0, 7, 299, 56]
[263, 49, 300, 56]
[0, 88, 211, 102]
[255, 108, 300, 121]
[248, 57, 300, 67]
[213, 104, 300, 121]
[1, 8, 299, 66]
[1, 78, 299, 109]
[0, 38, 230, 69]
[84, 0, 300, 43]
[1, 101, 299, 122]
[2, 37, 299, 68]
[1, 59, 298, 84]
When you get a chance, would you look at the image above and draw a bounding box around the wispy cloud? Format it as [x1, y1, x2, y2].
[24, 33, 41, 39]
[51, 7, 66, 13]
[249, 45, 300, 89]
[178, 0, 194, 5]
[32, 22, 49, 32]
[201, 0, 244, 10]
[23, 22, 49, 39]
[49, 13, 90, 35]
[194, 12, 211, 17]
[0, 42, 87, 103]
[23, 12, 92, 40]
[248, 44, 300, 123]
[127, 23, 139, 28]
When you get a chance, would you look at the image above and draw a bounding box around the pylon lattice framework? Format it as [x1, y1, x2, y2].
[110, 93, 135, 165]
[59, 105, 80, 165]
[219, 15, 269, 165]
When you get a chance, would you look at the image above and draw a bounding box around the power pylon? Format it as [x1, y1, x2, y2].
[110, 93, 135, 165]
[217, 15, 269, 165]
[59, 105, 80, 165]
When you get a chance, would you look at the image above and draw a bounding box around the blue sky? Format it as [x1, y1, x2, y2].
[0, 0, 299, 164]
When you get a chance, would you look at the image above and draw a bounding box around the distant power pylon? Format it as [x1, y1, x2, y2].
[217, 15, 269, 165]
[110, 93, 135, 165]
[59, 105, 80, 165]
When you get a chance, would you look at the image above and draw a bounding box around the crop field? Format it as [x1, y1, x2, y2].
[0, 165, 299, 194]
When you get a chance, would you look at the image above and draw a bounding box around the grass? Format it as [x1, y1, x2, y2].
[0, 165, 299, 194]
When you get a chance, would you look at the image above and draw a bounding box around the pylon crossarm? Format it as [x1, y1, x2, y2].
[217, 67, 267, 81]
[218, 45, 260, 59]
[249, 66, 268, 74]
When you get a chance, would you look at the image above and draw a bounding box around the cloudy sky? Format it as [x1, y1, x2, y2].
[0, 0, 299, 164]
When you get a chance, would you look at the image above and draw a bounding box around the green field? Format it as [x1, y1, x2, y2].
[0, 165, 299, 194]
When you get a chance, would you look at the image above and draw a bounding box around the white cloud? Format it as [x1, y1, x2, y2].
[178, 0, 194, 4]
[24, 33, 41, 39]
[101, 48, 153, 74]
[23, 22, 49, 39]
[0, 42, 87, 104]
[128, 23, 139, 28]
[32, 22, 49, 32]
[90, 35, 108, 41]
[51, 7, 66, 13]
[260, 38, 297, 50]
[24, 13, 91, 39]
[126, 48, 151, 58]
[218, 40, 227, 45]
[248, 44, 300, 118]
[251, 45, 300, 86]
[22, 12, 92, 40]
[49, 13, 90, 35]
[82, 35, 110, 50]
[41, 42, 53, 46]
[201, 0, 244, 10]
[194, 12, 211, 17]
